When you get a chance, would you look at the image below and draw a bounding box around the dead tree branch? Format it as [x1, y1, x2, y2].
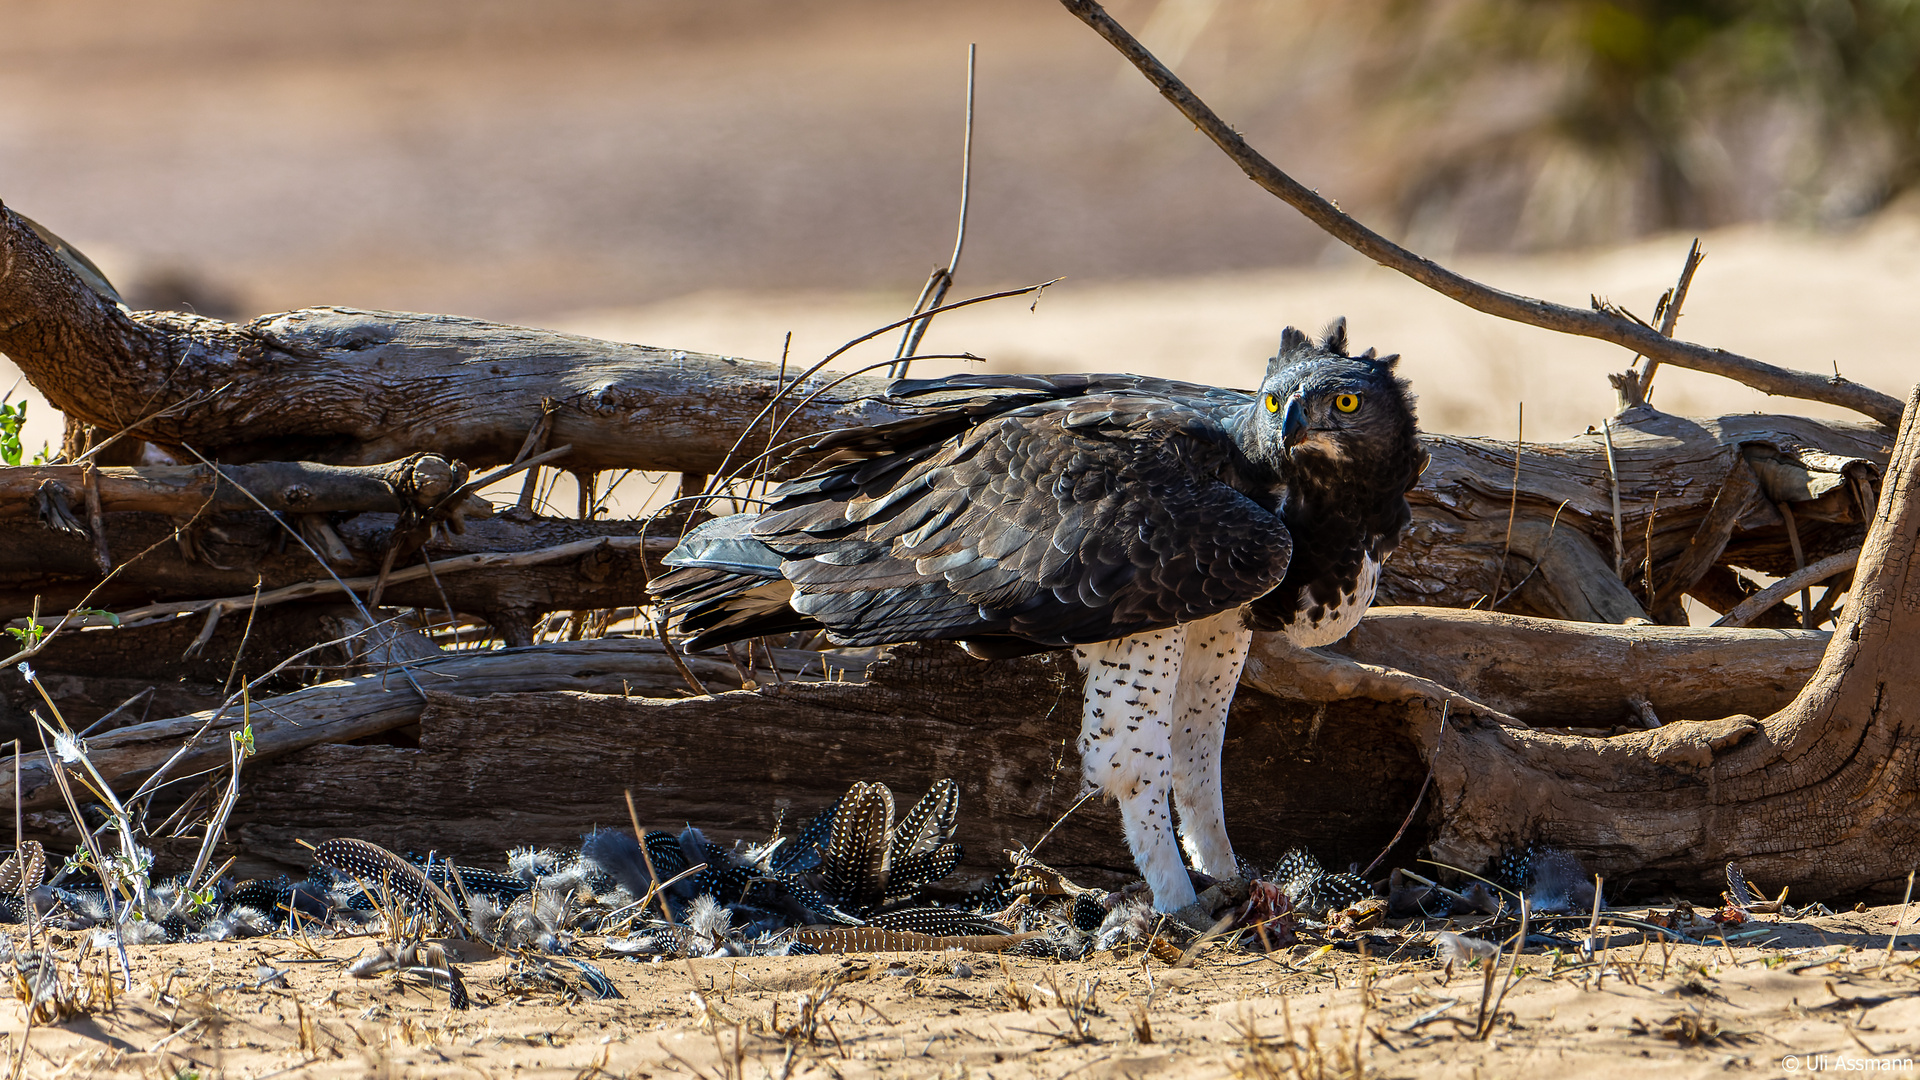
[0, 456, 490, 521]
[0, 201, 907, 470]
[0, 639, 857, 813]
[1055, 0, 1904, 428]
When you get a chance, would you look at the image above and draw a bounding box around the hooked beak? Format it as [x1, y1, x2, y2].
[1280, 394, 1308, 449]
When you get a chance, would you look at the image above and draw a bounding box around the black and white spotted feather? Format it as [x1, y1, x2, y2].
[1270, 848, 1371, 917]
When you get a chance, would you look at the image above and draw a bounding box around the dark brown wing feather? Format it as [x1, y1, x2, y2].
[749, 391, 1291, 649]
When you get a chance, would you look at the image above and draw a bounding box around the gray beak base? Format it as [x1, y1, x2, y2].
[1281, 395, 1308, 448]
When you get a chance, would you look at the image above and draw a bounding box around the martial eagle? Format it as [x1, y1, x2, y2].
[654, 319, 1424, 927]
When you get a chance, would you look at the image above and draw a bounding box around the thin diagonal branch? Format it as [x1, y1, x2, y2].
[891, 43, 977, 380]
[1056, 0, 1903, 429]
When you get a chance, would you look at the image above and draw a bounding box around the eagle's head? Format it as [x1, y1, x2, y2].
[1242, 317, 1424, 495]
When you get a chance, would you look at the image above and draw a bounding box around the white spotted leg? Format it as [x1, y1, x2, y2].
[1073, 627, 1196, 915]
[1169, 610, 1253, 881]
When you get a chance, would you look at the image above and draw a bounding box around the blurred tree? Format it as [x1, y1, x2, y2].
[1369, 0, 1920, 248]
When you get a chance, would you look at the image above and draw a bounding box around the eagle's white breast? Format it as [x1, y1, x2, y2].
[1283, 553, 1381, 647]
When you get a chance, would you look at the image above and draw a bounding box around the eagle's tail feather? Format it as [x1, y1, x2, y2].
[656, 515, 821, 650]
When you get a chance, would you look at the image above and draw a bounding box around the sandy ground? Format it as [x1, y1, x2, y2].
[6, 900, 1920, 1078]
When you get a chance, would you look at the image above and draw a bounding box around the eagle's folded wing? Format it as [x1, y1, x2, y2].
[753, 392, 1292, 648]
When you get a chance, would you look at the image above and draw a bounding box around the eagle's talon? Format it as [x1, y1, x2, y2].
[1171, 900, 1220, 933]
[1205, 872, 1253, 911]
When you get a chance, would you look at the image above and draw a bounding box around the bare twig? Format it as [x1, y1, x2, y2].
[1712, 547, 1862, 628]
[179, 707, 250, 906]
[1491, 404, 1522, 604]
[70, 382, 234, 465]
[704, 282, 1055, 498]
[1027, 789, 1098, 857]
[1778, 500, 1812, 629]
[80, 463, 110, 573]
[1636, 239, 1706, 399]
[1600, 419, 1626, 579]
[219, 577, 266, 698]
[1361, 702, 1447, 878]
[891, 43, 976, 380]
[652, 613, 709, 697]
[1644, 493, 1659, 609]
[514, 404, 559, 512]
[626, 790, 678, 926]
[9, 534, 664, 633]
[180, 443, 425, 698]
[1478, 898, 1529, 1040]
[1887, 870, 1915, 960]
[1056, 0, 1903, 427]
[433, 443, 573, 520]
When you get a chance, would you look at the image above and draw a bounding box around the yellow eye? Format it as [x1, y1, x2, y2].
[1334, 393, 1361, 413]
[1263, 393, 1280, 413]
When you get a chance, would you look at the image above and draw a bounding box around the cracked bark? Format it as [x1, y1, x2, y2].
[1399, 386, 1920, 896]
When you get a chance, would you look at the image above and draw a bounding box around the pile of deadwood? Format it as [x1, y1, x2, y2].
[1, 1, 1917, 898]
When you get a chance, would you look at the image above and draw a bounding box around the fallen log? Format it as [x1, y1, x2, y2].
[3, 638, 851, 813]
[0, 456, 490, 522]
[225, 647, 1404, 884]
[0, 514, 673, 636]
[1712, 547, 1861, 628]
[0, 615, 1829, 895]
[0, 411, 1885, 635]
[0, 201, 1886, 627]
[225, 384, 1902, 897]
[1391, 411, 1882, 621]
[0, 200, 910, 472]
[1315, 608, 1827, 727]
[1395, 385, 1920, 897]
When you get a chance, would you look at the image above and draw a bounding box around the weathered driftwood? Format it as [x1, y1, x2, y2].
[4, 413, 1873, 637]
[223, 402, 1920, 893]
[1393, 410, 1882, 622]
[0, 201, 1886, 629]
[0, 456, 489, 522]
[1253, 385, 1920, 898]
[1712, 547, 1861, 628]
[0, 514, 671, 635]
[219, 617, 1835, 881]
[3, 595, 1832, 880]
[1314, 608, 1827, 727]
[225, 648, 1422, 884]
[1, 639, 848, 813]
[0, 201, 906, 472]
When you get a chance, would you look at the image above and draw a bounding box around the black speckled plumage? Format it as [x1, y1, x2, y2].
[1072, 893, 1107, 933]
[823, 782, 894, 911]
[312, 838, 468, 925]
[867, 906, 1008, 936]
[1270, 847, 1370, 917]
[224, 878, 290, 916]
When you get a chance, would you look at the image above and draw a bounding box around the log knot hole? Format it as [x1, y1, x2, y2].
[391, 453, 463, 508]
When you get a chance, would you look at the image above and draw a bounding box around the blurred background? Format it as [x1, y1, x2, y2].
[2, 0, 1918, 455]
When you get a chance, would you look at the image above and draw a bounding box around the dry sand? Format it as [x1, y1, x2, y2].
[6, 900, 1919, 1078]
